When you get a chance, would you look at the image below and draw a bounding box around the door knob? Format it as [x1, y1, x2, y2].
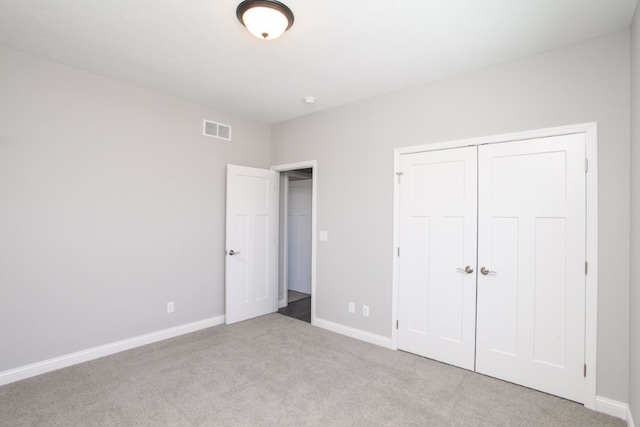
[456, 266, 474, 274]
[228, 249, 240, 256]
[480, 267, 496, 275]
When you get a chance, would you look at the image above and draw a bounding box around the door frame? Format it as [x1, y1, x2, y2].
[272, 161, 318, 325]
[279, 170, 291, 308]
[391, 123, 598, 409]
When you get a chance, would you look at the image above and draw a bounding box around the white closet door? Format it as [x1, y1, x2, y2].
[475, 134, 586, 402]
[397, 147, 478, 370]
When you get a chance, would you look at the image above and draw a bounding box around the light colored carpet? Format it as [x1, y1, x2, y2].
[0, 314, 625, 426]
[288, 290, 310, 303]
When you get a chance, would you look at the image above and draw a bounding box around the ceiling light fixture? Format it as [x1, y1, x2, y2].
[236, 0, 294, 40]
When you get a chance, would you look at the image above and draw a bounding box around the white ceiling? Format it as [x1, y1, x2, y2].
[0, 0, 637, 124]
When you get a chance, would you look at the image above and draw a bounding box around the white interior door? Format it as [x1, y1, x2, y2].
[475, 134, 586, 402]
[225, 165, 278, 325]
[397, 146, 478, 370]
[287, 179, 312, 294]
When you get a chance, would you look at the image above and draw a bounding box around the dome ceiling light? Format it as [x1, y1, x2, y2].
[236, 0, 294, 40]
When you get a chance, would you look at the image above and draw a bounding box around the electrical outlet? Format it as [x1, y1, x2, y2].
[167, 301, 174, 314]
[363, 305, 369, 317]
[348, 302, 355, 314]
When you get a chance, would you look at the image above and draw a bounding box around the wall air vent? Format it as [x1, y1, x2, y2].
[203, 120, 232, 141]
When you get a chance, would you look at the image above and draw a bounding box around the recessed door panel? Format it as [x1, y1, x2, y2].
[440, 216, 466, 343]
[407, 216, 430, 334]
[491, 151, 567, 204]
[534, 217, 568, 368]
[254, 214, 269, 301]
[231, 214, 250, 305]
[411, 161, 466, 205]
[488, 217, 519, 356]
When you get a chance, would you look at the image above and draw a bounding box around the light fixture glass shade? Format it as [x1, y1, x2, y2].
[237, 1, 294, 40]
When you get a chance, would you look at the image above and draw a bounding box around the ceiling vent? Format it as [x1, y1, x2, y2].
[203, 120, 232, 141]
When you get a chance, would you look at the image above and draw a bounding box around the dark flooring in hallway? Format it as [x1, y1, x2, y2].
[277, 296, 311, 323]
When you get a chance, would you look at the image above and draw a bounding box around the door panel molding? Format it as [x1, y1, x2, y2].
[392, 123, 598, 409]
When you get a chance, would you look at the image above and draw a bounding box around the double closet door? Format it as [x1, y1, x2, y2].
[397, 134, 586, 403]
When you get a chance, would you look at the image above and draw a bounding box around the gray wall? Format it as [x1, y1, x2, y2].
[0, 46, 270, 372]
[1, 25, 635, 408]
[271, 31, 631, 402]
[630, 2, 640, 423]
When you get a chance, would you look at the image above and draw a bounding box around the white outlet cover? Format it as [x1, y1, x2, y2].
[319, 231, 328, 241]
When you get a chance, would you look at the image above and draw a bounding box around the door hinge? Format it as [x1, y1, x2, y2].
[585, 261, 588, 275]
[396, 172, 403, 184]
[396, 320, 399, 329]
[397, 247, 400, 257]
[585, 159, 589, 172]
[584, 364, 587, 377]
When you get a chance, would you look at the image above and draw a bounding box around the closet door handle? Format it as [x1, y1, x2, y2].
[227, 249, 240, 256]
[480, 267, 496, 275]
[456, 266, 474, 274]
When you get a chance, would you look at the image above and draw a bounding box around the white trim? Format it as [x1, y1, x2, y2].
[271, 161, 318, 325]
[594, 396, 628, 420]
[629, 405, 637, 427]
[394, 122, 598, 155]
[583, 123, 599, 410]
[314, 317, 394, 349]
[392, 122, 598, 408]
[0, 316, 225, 387]
[390, 151, 401, 350]
[279, 171, 290, 309]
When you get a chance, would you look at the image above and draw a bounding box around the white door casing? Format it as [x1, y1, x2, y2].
[397, 146, 478, 370]
[475, 134, 586, 403]
[225, 165, 278, 325]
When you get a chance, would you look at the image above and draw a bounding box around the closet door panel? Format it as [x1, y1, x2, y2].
[475, 134, 586, 403]
[397, 147, 477, 370]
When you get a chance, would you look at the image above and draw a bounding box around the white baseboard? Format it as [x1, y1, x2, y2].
[278, 298, 287, 309]
[628, 406, 636, 427]
[313, 317, 394, 349]
[595, 396, 628, 420]
[0, 315, 225, 387]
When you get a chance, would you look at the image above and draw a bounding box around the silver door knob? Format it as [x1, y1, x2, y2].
[456, 266, 474, 274]
[480, 267, 496, 275]
[228, 249, 240, 256]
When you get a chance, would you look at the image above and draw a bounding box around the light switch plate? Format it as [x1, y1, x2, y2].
[319, 231, 328, 241]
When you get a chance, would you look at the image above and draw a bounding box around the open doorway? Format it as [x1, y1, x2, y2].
[272, 162, 316, 324]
